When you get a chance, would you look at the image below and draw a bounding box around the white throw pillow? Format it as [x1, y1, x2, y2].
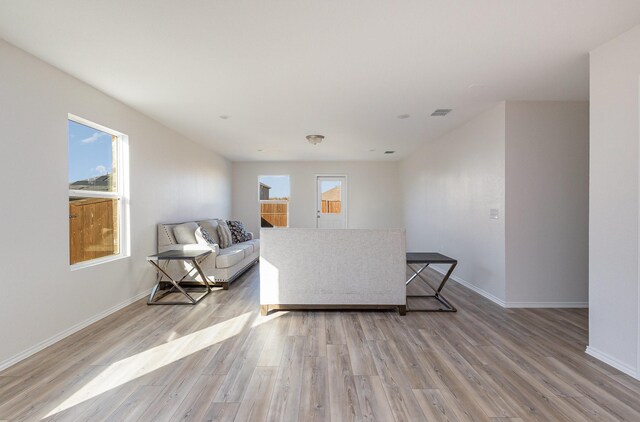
[173, 222, 199, 244]
[217, 221, 233, 249]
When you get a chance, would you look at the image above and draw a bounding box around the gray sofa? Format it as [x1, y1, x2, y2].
[157, 219, 259, 289]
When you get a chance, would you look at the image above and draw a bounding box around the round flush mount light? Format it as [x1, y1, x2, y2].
[306, 135, 324, 145]
[397, 114, 410, 119]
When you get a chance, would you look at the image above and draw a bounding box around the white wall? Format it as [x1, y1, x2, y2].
[0, 40, 231, 368]
[400, 101, 589, 308]
[232, 161, 402, 236]
[588, 24, 640, 379]
[400, 103, 507, 303]
[505, 102, 589, 306]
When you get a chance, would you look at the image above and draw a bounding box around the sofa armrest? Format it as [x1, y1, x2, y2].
[159, 243, 219, 255]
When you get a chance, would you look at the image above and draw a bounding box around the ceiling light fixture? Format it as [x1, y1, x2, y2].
[384, 150, 395, 154]
[306, 135, 324, 145]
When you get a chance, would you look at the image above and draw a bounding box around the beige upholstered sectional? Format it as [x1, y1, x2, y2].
[260, 228, 406, 315]
[157, 219, 259, 289]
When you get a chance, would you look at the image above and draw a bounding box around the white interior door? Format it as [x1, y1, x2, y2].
[317, 176, 347, 228]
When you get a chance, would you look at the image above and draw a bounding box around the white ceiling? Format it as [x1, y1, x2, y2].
[1, 1, 640, 161]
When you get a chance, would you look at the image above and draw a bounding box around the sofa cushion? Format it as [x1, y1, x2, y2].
[217, 221, 233, 248]
[216, 248, 244, 268]
[225, 243, 253, 257]
[197, 219, 222, 245]
[173, 222, 199, 244]
[230, 240, 259, 254]
[227, 220, 252, 243]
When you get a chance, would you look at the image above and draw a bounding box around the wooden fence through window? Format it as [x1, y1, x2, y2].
[321, 200, 341, 214]
[260, 202, 288, 227]
[69, 198, 118, 264]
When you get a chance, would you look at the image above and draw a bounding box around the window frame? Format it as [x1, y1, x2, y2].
[258, 175, 290, 228]
[68, 114, 130, 270]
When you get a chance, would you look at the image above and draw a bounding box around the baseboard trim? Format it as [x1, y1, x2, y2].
[505, 301, 588, 309]
[586, 346, 639, 380]
[429, 265, 507, 308]
[0, 288, 152, 372]
[429, 265, 588, 309]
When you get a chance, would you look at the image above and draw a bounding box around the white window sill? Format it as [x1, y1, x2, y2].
[70, 253, 130, 271]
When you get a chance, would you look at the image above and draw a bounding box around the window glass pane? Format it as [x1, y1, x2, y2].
[259, 175, 289, 227]
[321, 180, 341, 214]
[68, 120, 117, 192]
[258, 175, 290, 200]
[69, 197, 119, 264]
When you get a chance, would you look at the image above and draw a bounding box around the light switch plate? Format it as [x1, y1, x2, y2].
[490, 208, 499, 220]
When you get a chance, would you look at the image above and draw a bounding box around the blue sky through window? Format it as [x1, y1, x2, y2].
[68, 120, 114, 185]
[259, 175, 290, 199]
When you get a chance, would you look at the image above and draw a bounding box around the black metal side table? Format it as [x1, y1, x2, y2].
[406, 252, 458, 312]
[147, 249, 213, 305]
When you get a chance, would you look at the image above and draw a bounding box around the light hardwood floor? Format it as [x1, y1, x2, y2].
[2, 265, 640, 421]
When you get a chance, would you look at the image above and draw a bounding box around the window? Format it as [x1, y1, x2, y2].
[259, 175, 290, 227]
[320, 179, 342, 214]
[68, 115, 129, 267]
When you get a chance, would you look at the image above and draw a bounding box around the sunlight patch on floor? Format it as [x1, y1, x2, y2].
[45, 311, 254, 417]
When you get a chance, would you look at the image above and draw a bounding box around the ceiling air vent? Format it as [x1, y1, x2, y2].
[431, 109, 453, 117]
